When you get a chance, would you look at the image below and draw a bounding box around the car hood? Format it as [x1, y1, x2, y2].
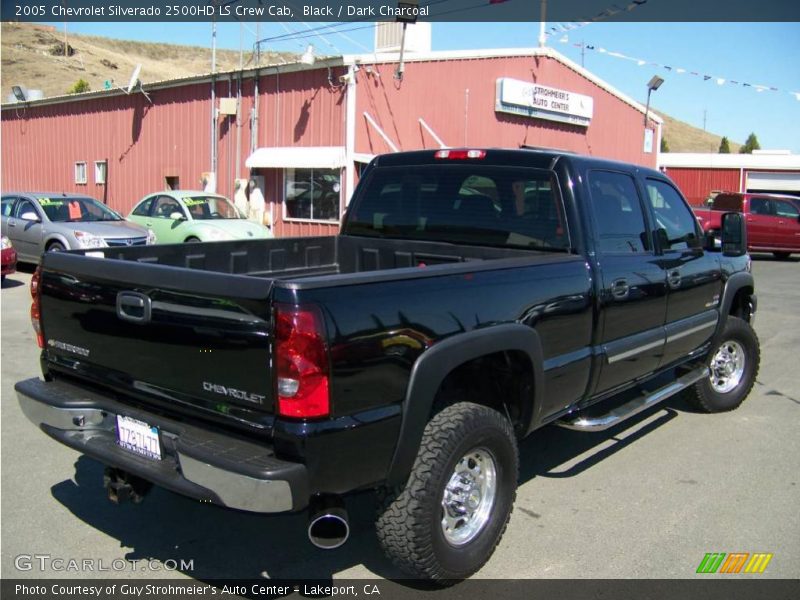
[196, 220, 272, 239]
[61, 220, 149, 239]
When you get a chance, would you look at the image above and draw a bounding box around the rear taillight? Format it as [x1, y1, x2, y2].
[275, 303, 330, 419]
[434, 149, 487, 160]
[30, 266, 44, 348]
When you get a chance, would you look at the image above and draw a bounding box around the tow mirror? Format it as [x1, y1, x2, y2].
[720, 211, 747, 257]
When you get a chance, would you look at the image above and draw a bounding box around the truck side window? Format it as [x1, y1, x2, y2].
[773, 199, 799, 218]
[645, 179, 701, 251]
[750, 198, 771, 215]
[588, 171, 649, 253]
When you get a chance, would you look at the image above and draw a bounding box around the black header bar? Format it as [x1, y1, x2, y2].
[1, 0, 799, 23]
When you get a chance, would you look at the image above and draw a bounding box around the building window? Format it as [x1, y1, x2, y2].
[284, 168, 341, 222]
[75, 162, 87, 184]
[94, 161, 107, 184]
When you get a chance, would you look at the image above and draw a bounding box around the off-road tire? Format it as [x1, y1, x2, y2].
[375, 402, 518, 584]
[685, 316, 760, 413]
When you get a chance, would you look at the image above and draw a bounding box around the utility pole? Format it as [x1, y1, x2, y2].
[538, 0, 547, 48]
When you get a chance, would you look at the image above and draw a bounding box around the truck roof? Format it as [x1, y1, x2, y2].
[369, 148, 665, 180]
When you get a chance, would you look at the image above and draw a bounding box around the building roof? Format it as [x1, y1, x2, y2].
[2, 46, 660, 123]
[660, 152, 800, 170]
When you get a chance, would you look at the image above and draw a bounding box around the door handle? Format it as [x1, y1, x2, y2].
[611, 278, 629, 299]
[116, 292, 152, 324]
[668, 269, 682, 288]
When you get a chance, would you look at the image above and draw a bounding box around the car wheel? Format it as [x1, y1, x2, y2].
[685, 316, 760, 413]
[47, 242, 66, 252]
[375, 402, 518, 584]
[772, 251, 791, 260]
[185, 237, 201, 243]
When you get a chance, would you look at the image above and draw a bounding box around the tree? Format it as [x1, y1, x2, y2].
[67, 79, 90, 94]
[718, 137, 731, 153]
[739, 132, 761, 154]
[660, 136, 670, 152]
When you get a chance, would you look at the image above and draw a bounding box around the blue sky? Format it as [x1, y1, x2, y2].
[50, 21, 800, 152]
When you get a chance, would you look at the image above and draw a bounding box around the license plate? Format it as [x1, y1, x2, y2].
[116, 415, 162, 461]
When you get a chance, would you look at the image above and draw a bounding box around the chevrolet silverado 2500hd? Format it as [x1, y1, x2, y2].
[16, 148, 759, 582]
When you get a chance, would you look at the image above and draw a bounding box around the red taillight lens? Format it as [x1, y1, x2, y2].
[434, 149, 486, 160]
[30, 266, 44, 348]
[275, 303, 330, 419]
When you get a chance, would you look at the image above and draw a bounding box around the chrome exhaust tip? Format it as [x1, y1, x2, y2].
[307, 496, 350, 550]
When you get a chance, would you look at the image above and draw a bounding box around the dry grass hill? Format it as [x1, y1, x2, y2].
[1, 22, 293, 99]
[2, 22, 742, 152]
[656, 111, 742, 153]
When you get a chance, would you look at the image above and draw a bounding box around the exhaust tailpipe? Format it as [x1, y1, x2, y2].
[307, 495, 350, 550]
[103, 467, 153, 505]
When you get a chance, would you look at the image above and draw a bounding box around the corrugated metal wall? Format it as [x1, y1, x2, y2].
[664, 168, 741, 206]
[2, 82, 219, 215]
[2, 54, 657, 238]
[255, 66, 347, 239]
[355, 55, 656, 167]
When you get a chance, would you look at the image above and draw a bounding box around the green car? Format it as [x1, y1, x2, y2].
[127, 191, 272, 244]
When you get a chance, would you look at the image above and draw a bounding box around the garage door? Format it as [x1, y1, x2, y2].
[745, 171, 800, 195]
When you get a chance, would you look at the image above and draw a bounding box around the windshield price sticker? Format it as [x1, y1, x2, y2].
[116, 415, 162, 460]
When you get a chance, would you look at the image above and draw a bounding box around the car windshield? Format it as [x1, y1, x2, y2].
[39, 196, 122, 222]
[183, 196, 241, 220]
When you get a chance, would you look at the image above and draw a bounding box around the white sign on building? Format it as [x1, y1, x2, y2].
[495, 77, 594, 127]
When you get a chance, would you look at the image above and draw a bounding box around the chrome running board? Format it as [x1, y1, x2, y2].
[557, 367, 709, 432]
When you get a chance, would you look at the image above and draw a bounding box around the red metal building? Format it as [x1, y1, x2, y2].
[660, 153, 800, 206]
[2, 47, 661, 239]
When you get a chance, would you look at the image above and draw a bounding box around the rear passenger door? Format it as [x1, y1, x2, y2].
[746, 197, 777, 249]
[644, 178, 722, 368]
[772, 199, 800, 250]
[588, 170, 668, 395]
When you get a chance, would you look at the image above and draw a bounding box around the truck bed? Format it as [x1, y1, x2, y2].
[38, 235, 567, 440]
[84, 234, 547, 280]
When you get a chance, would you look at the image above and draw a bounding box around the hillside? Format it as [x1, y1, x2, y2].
[2, 23, 742, 152]
[656, 111, 742, 153]
[1, 22, 293, 99]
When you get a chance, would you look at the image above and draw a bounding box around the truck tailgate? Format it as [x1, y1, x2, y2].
[38, 253, 275, 429]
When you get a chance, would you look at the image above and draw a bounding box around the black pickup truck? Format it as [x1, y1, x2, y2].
[17, 148, 759, 582]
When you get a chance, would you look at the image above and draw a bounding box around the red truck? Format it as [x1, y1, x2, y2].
[693, 192, 800, 259]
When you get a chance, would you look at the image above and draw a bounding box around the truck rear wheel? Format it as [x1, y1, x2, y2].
[375, 402, 518, 584]
[685, 316, 760, 412]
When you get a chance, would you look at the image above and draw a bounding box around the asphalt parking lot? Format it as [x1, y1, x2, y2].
[1, 257, 798, 582]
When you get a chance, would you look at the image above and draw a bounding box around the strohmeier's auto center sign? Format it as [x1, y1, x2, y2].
[496, 78, 594, 127]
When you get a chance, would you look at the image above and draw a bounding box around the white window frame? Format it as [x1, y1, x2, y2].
[74, 162, 87, 185]
[283, 168, 342, 224]
[94, 160, 107, 185]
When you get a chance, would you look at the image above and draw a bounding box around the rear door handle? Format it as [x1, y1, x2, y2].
[668, 269, 682, 288]
[611, 278, 629, 299]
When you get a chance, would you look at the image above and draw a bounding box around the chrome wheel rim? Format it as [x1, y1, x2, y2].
[441, 447, 497, 546]
[709, 340, 745, 394]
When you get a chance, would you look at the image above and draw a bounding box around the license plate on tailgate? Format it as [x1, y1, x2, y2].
[116, 415, 162, 460]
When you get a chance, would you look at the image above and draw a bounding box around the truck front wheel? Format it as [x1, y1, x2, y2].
[375, 402, 518, 583]
[685, 316, 760, 412]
